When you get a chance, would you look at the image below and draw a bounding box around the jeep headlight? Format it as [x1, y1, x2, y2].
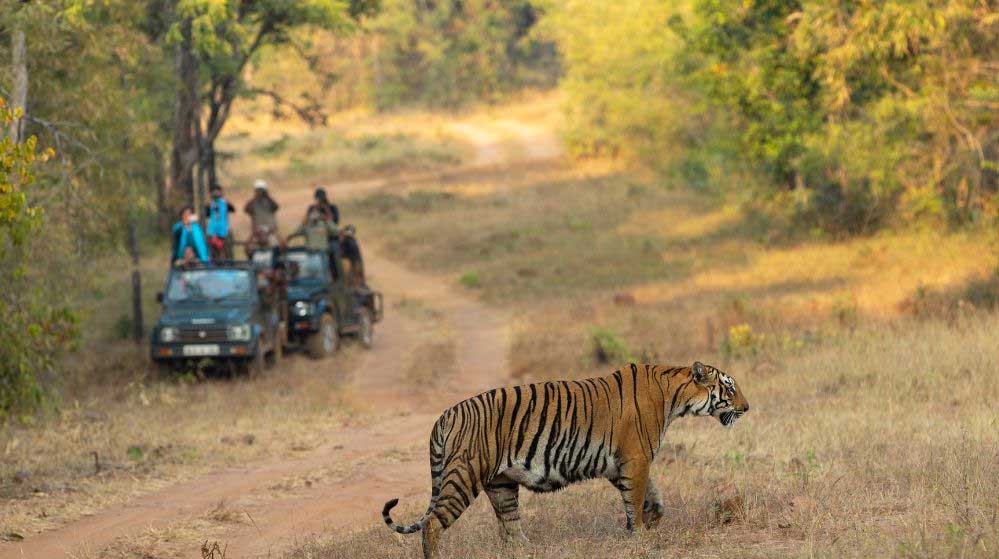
[227, 324, 252, 341]
[293, 301, 314, 317]
[160, 327, 178, 343]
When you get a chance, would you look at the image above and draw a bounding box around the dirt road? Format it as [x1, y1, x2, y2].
[0, 120, 557, 559]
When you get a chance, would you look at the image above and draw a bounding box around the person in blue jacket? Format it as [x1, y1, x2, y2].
[204, 184, 236, 260]
[171, 206, 209, 267]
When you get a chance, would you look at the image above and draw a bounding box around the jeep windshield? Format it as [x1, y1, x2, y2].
[285, 251, 326, 283]
[165, 269, 255, 304]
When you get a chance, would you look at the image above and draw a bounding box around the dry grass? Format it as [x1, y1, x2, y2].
[0, 346, 365, 537]
[343, 163, 999, 378]
[289, 314, 999, 558]
[312, 152, 999, 558]
[7, 94, 999, 558]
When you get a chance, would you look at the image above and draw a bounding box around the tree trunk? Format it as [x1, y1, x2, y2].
[205, 142, 217, 189]
[170, 19, 199, 213]
[9, 24, 27, 143]
[153, 145, 170, 233]
[982, 135, 998, 195]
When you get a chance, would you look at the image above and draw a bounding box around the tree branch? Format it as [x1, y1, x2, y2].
[244, 87, 328, 126]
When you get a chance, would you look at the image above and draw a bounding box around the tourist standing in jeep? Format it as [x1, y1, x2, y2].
[307, 187, 339, 225]
[204, 184, 236, 261]
[288, 208, 337, 251]
[245, 179, 280, 231]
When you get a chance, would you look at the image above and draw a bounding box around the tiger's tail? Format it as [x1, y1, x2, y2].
[381, 493, 441, 534]
[382, 412, 451, 534]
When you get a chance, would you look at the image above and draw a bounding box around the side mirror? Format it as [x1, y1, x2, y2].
[156, 292, 164, 304]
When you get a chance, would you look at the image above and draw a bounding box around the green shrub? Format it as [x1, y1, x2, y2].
[458, 271, 481, 289]
[591, 327, 633, 365]
[721, 323, 763, 358]
[0, 102, 80, 420]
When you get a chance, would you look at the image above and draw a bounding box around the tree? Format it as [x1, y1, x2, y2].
[552, 0, 999, 234]
[7, 1, 27, 143]
[167, 0, 375, 213]
[369, 0, 556, 108]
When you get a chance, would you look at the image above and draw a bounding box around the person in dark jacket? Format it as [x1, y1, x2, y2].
[204, 184, 236, 261]
[306, 187, 339, 225]
[338, 225, 365, 287]
[287, 208, 337, 251]
[171, 206, 209, 266]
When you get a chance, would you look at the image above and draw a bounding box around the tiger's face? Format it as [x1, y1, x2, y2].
[690, 361, 749, 428]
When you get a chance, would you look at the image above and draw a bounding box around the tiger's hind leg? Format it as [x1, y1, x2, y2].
[642, 477, 665, 528]
[421, 472, 481, 559]
[485, 473, 528, 543]
[421, 515, 443, 559]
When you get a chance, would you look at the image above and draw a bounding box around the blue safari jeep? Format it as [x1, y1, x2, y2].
[150, 262, 286, 376]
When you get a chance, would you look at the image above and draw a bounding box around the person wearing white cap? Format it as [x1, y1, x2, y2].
[244, 178, 279, 231]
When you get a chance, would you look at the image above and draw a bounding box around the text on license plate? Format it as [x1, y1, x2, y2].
[182, 344, 220, 357]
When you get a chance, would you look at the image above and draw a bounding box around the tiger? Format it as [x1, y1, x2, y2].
[382, 361, 749, 558]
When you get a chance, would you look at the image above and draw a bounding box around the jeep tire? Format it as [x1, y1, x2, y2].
[307, 313, 338, 359]
[359, 307, 374, 349]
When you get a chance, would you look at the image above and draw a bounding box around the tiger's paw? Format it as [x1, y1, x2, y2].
[643, 508, 664, 529]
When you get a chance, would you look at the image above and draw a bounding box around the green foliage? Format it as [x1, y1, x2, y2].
[545, 1, 685, 161]
[0, 101, 79, 421]
[553, 0, 999, 234]
[369, 0, 557, 108]
[126, 445, 144, 462]
[591, 327, 633, 365]
[458, 271, 481, 289]
[171, 0, 354, 61]
[721, 323, 763, 358]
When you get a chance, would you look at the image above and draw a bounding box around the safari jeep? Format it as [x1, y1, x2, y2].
[150, 262, 286, 376]
[283, 246, 382, 358]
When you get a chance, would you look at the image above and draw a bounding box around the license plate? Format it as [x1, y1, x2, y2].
[182, 344, 220, 357]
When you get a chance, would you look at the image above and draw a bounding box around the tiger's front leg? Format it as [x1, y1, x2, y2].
[610, 459, 651, 532]
[642, 478, 665, 528]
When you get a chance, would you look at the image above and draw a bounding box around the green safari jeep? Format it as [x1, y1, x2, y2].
[283, 246, 382, 358]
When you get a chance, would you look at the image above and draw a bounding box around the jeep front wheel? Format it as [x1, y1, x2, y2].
[307, 313, 338, 359]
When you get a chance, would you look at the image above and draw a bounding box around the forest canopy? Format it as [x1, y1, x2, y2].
[550, 0, 999, 234]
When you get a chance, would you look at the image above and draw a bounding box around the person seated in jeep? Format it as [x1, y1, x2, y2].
[171, 206, 209, 266]
[174, 246, 203, 270]
[288, 208, 337, 251]
[244, 224, 281, 259]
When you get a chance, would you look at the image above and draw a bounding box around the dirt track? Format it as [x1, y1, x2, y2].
[0, 120, 556, 559]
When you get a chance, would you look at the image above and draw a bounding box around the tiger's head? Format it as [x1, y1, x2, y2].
[689, 361, 749, 428]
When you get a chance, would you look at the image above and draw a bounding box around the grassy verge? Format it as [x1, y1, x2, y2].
[289, 305, 999, 559]
[343, 164, 998, 378]
[0, 339, 365, 539]
[311, 163, 999, 557]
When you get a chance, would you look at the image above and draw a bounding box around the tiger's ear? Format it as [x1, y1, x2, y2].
[692, 361, 717, 386]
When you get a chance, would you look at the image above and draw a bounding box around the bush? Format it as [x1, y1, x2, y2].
[591, 327, 633, 365]
[0, 100, 80, 421]
[721, 323, 763, 358]
[458, 271, 481, 289]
